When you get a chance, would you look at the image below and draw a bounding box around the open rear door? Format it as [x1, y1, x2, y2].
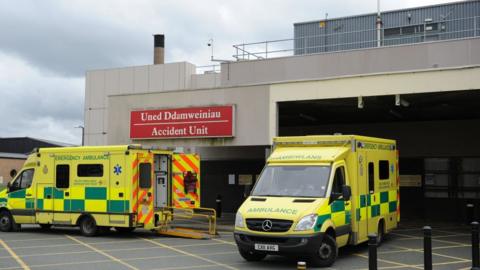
[171, 154, 200, 208]
[133, 152, 154, 226]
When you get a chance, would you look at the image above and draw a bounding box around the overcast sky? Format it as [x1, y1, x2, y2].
[0, 0, 460, 145]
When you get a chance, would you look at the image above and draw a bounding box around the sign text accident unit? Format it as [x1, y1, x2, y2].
[130, 105, 235, 139]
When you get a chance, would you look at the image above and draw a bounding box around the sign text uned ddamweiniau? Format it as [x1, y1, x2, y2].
[130, 106, 234, 139]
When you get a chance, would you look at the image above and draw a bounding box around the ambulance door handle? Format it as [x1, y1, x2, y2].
[345, 201, 350, 206]
[65, 192, 70, 197]
[46, 195, 51, 199]
[25, 193, 32, 197]
[119, 192, 124, 198]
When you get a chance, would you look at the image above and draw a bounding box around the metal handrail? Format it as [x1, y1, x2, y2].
[233, 15, 480, 61]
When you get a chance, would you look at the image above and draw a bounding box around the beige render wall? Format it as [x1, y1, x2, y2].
[268, 66, 480, 141]
[107, 84, 271, 147]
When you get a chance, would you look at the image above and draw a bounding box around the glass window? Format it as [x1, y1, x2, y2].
[56, 165, 70, 189]
[331, 166, 345, 195]
[251, 166, 331, 198]
[379, 160, 390, 180]
[20, 169, 34, 189]
[139, 163, 152, 188]
[77, 164, 103, 177]
[10, 169, 34, 192]
[368, 162, 375, 193]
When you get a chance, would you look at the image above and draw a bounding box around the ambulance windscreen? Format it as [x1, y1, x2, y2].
[251, 165, 330, 198]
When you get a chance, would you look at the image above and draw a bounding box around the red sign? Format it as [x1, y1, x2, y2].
[130, 106, 235, 139]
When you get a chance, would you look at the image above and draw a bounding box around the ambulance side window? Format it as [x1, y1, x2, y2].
[56, 165, 70, 189]
[379, 160, 390, 180]
[20, 169, 34, 189]
[139, 163, 152, 188]
[368, 162, 375, 193]
[10, 169, 34, 192]
[331, 166, 345, 198]
[77, 164, 103, 177]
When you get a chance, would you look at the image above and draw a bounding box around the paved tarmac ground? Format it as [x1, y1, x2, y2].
[0, 223, 476, 270]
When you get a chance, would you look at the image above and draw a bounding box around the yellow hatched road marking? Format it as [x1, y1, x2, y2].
[65, 235, 139, 270]
[212, 238, 236, 246]
[0, 239, 31, 270]
[139, 237, 239, 270]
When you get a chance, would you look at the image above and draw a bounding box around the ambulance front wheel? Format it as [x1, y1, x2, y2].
[310, 234, 337, 267]
[0, 210, 20, 232]
[238, 248, 267, 262]
[79, 215, 98, 237]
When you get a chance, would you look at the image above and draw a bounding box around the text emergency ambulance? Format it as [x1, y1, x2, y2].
[234, 135, 399, 267]
[0, 145, 201, 236]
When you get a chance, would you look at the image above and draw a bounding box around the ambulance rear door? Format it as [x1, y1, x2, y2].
[134, 152, 154, 226]
[172, 154, 200, 208]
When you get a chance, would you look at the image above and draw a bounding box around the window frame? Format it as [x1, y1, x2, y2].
[77, 164, 104, 177]
[56, 164, 70, 189]
[139, 163, 152, 189]
[379, 160, 390, 180]
[368, 162, 375, 193]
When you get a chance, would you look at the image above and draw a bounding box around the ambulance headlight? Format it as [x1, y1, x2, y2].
[235, 212, 245, 228]
[294, 214, 318, 231]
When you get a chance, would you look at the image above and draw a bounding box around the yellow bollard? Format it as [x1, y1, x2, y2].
[297, 261, 306, 270]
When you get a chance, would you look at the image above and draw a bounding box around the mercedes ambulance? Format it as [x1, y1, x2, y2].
[234, 135, 399, 267]
[0, 145, 201, 236]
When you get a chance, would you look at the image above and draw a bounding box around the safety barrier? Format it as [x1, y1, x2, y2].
[368, 221, 480, 270]
[156, 206, 217, 239]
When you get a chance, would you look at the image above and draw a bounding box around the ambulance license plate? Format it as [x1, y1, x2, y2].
[254, 243, 278, 252]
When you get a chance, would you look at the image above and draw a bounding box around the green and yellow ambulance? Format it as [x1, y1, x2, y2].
[234, 135, 400, 267]
[0, 145, 201, 236]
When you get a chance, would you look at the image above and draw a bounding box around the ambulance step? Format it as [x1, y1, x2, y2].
[157, 227, 213, 240]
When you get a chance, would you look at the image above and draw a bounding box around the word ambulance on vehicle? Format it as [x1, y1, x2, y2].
[0, 145, 202, 236]
[234, 135, 400, 267]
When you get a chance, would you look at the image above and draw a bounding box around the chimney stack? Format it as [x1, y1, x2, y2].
[153, 34, 164, 65]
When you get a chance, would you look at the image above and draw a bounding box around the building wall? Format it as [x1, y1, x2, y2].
[222, 37, 480, 87]
[106, 84, 271, 148]
[0, 158, 25, 184]
[269, 65, 480, 138]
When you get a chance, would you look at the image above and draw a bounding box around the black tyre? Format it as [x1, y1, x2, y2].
[79, 216, 98, 237]
[114, 227, 135, 233]
[0, 210, 13, 232]
[377, 221, 385, 245]
[39, 224, 52, 230]
[310, 234, 338, 267]
[238, 248, 267, 262]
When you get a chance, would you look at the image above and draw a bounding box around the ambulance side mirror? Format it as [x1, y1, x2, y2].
[342, 185, 352, 201]
[6, 182, 11, 192]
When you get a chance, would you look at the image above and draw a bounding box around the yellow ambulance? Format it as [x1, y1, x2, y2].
[0, 145, 201, 236]
[234, 135, 399, 267]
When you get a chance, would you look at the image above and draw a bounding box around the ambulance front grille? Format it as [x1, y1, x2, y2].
[246, 219, 293, 232]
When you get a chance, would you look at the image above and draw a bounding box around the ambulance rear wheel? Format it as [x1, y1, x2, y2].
[310, 234, 337, 267]
[79, 216, 98, 237]
[0, 210, 13, 232]
[238, 248, 267, 261]
[377, 221, 385, 245]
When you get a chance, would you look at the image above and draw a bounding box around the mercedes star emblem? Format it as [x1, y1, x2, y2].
[262, 220, 273, 231]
